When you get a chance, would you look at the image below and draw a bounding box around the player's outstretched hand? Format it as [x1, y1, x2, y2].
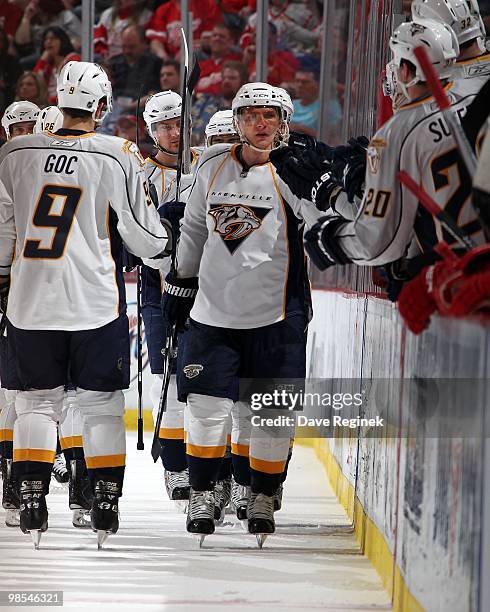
[270, 146, 337, 208]
[331, 136, 369, 203]
[161, 271, 198, 332]
[304, 216, 351, 270]
[0, 275, 10, 314]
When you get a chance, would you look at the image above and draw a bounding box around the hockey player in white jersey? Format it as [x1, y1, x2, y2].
[287, 22, 485, 278]
[161, 82, 322, 546]
[0, 61, 172, 548]
[204, 110, 240, 147]
[1, 101, 39, 140]
[0, 99, 40, 528]
[412, 0, 490, 98]
[34, 105, 64, 134]
[142, 90, 200, 511]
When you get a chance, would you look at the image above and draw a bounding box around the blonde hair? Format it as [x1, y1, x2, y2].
[15, 72, 48, 108]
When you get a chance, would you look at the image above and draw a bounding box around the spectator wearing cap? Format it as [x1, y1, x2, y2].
[290, 67, 341, 137]
[94, 0, 153, 60]
[159, 59, 180, 94]
[33, 26, 80, 104]
[192, 60, 248, 145]
[109, 24, 161, 113]
[146, 0, 221, 61]
[243, 20, 299, 88]
[195, 24, 242, 97]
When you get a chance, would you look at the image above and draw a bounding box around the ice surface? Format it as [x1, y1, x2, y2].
[0, 434, 391, 611]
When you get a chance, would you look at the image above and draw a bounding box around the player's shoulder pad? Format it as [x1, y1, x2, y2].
[194, 142, 233, 172]
[0, 133, 51, 163]
[91, 134, 146, 168]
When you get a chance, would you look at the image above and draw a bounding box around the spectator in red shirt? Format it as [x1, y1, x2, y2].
[94, 0, 153, 59]
[243, 21, 299, 88]
[195, 24, 242, 97]
[146, 0, 221, 61]
[33, 26, 80, 104]
[0, 0, 23, 40]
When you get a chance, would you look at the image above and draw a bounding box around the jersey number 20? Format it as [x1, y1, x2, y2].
[24, 184, 82, 259]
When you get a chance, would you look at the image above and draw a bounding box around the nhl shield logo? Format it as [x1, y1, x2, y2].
[183, 364, 203, 379]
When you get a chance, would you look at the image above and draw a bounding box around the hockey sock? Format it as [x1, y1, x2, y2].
[159, 438, 187, 472]
[231, 453, 251, 486]
[0, 390, 16, 461]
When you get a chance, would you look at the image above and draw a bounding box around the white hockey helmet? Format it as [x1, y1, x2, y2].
[389, 20, 459, 94]
[274, 86, 294, 122]
[412, 0, 485, 51]
[1, 100, 40, 139]
[34, 105, 64, 134]
[232, 82, 289, 151]
[205, 110, 237, 146]
[143, 90, 182, 145]
[57, 61, 112, 125]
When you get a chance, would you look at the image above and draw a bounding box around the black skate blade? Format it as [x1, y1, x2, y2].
[256, 534, 268, 549]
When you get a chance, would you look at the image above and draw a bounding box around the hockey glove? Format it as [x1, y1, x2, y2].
[449, 270, 490, 317]
[269, 144, 338, 208]
[159, 200, 186, 238]
[397, 270, 437, 335]
[304, 216, 351, 271]
[331, 136, 369, 203]
[161, 272, 198, 332]
[0, 275, 10, 315]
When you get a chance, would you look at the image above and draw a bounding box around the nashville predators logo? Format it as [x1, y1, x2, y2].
[183, 364, 203, 379]
[208, 204, 271, 254]
[367, 137, 387, 175]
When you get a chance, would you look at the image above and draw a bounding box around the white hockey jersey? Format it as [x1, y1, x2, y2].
[0, 130, 169, 331]
[334, 87, 485, 266]
[177, 143, 322, 329]
[451, 52, 490, 97]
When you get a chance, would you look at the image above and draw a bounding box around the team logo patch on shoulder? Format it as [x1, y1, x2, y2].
[183, 364, 203, 379]
[122, 140, 146, 166]
[208, 204, 271, 254]
[367, 137, 387, 175]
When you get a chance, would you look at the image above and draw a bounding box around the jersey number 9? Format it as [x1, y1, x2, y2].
[24, 184, 82, 259]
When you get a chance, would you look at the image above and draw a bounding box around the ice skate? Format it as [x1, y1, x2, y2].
[164, 469, 190, 512]
[247, 492, 275, 548]
[186, 489, 215, 545]
[69, 459, 93, 529]
[231, 479, 251, 529]
[91, 480, 121, 549]
[213, 478, 231, 525]
[273, 482, 283, 512]
[1, 458, 20, 527]
[51, 452, 69, 487]
[19, 479, 48, 549]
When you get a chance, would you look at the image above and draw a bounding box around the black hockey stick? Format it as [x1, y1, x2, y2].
[151, 325, 178, 462]
[0, 311, 6, 338]
[175, 28, 200, 200]
[135, 83, 144, 451]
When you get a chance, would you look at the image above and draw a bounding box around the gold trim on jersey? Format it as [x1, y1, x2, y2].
[231, 442, 249, 457]
[399, 82, 454, 111]
[46, 131, 96, 139]
[455, 53, 490, 67]
[269, 163, 290, 320]
[145, 157, 177, 170]
[206, 155, 229, 198]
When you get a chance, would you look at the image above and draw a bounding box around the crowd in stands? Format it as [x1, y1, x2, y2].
[0, 0, 332, 146]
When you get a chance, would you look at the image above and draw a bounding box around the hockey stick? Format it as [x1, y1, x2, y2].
[175, 27, 200, 200]
[150, 28, 199, 462]
[0, 311, 6, 338]
[398, 170, 476, 251]
[135, 84, 144, 451]
[151, 326, 178, 462]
